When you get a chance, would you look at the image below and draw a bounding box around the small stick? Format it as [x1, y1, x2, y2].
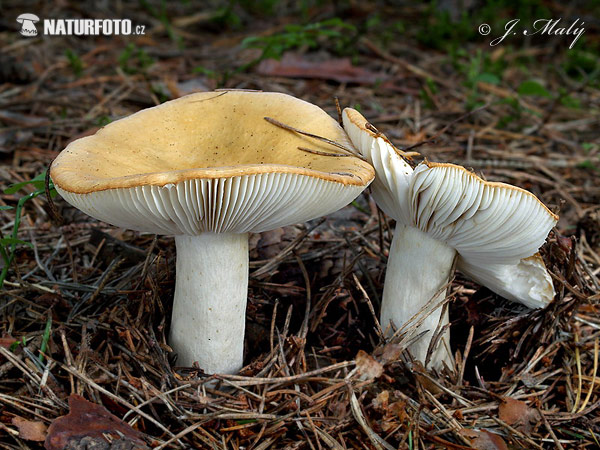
[270, 299, 279, 353]
[572, 332, 583, 412]
[537, 406, 565, 450]
[297, 147, 353, 158]
[189, 91, 227, 103]
[264, 117, 359, 156]
[334, 97, 343, 125]
[295, 254, 312, 342]
[365, 122, 380, 134]
[457, 326, 474, 387]
[578, 338, 599, 413]
[352, 273, 384, 342]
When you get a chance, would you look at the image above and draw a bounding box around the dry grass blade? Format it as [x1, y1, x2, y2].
[263, 116, 364, 159]
[349, 390, 395, 450]
[578, 338, 599, 413]
[1, 2, 599, 448]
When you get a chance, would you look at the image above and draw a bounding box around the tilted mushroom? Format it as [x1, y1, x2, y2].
[342, 108, 557, 367]
[51, 91, 374, 374]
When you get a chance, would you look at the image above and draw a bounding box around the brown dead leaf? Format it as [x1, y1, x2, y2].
[412, 360, 443, 395]
[44, 394, 148, 450]
[12, 417, 47, 442]
[372, 390, 390, 410]
[374, 392, 409, 434]
[355, 350, 383, 381]
[460, 429, 508, 450]
[0, 335, 17, 349]
[378, 342, 404, 365]
[257, 53, 386, 84]
[498, 397, 541, 434]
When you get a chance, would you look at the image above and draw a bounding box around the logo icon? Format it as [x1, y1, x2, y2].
[17, 13, 40, 37]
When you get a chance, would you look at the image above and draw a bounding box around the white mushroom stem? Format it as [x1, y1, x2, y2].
[170, 232, 249, 373]
[381, 224, 454, 367]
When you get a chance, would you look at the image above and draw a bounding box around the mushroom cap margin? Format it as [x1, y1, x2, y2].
[55, 172, 367, 235]
[51, 91, 374, 195]
[52, 91, 374, 235]
[410, 162, 558, 265]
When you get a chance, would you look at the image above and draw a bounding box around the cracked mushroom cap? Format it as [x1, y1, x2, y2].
[342, 107, 558, 307]
[51, 91, 374, 235]
[458, 253, 554, 309]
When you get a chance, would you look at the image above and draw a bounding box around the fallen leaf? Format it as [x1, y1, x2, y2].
[257, 53, 386, 84]
[373, 392, 409, 434]
[12, 417, 47, 441]
[372, 390, 389, 410]
[355, 350, 383, 380]
[460, 429, 508, 450]
[498, 397, 540, 434]
[411, 360, 443, 395]
[45, 394, 148, 450]
[378, 342, 404, 364]
[0, 336, 17, 349]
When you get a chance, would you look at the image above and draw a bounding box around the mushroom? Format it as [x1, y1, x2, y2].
[51, 91, 374, 374]
[16, 13, 40, 36]
[342, 108, 558, 367]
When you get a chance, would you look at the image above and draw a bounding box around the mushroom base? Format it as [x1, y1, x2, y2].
[171, 232, 249, 373]
[381, 225, 455, 368]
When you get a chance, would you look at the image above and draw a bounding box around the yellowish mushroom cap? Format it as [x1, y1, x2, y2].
[51, 91, 374, 235]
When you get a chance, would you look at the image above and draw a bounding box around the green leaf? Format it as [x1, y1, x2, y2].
[4, 171, 48, 194]
[65, 49, 84, 77]
[236, 419, 257, 425]
[96, 115, 112, 127]
[0, 237, 33, 248]
[582, 142, 595, 152]
[194, 66, 217, 77]
[0, 206, 13, 210]
[39, 315, 52, 363]
[577, 160, 599, 171]
[240, 18, 355, 65]
[518, 80, 552, 98]
[9, 339, 22, 352]
[560, 95, 581, 109]
[475, 72, 500, 85]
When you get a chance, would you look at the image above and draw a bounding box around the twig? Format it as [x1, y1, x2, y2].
[264, 116, 361, 158]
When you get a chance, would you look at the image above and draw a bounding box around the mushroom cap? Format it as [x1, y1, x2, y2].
[458, 253, 555, 309]
[342, 107, 558, 305]
[342, 107, 413, 224]
[409, 162, 558, 265]
[16, 13, 39, 23]
[51, 91, 374, 235]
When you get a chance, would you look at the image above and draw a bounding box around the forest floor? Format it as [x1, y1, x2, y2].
[1, 1, 599, 449]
